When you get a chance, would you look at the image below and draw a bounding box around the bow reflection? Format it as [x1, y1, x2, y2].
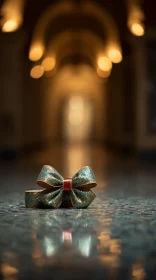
[31, 212, 123, 271]
[32, 212, 99, 262]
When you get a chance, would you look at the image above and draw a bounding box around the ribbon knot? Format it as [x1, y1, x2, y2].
[63, 178, 72, 191]
[35, 165, 97, 209]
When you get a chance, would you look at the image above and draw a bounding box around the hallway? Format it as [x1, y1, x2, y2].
[0, 145, 156, 280]
[0, 1, 156, 279]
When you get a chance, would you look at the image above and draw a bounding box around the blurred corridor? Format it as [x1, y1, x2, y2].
[1, 1, 156, 279]
[0, 0, 156, 159]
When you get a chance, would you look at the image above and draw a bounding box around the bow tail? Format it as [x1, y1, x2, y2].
[37, 188, 63, 209]
[70, 188, 95, 209]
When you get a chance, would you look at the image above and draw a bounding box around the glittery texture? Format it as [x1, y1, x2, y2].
[25, 166, 97, 209]
[25, 191, 42, 208]
[70, 189, 95, 208]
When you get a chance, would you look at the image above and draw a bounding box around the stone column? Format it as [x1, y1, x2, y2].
[0, 31, 25, 158]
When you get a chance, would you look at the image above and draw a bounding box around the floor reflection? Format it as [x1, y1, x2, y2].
[31, 212, 100, 263]
[132, 261, 146, 280]
[29, 211, 124, 272]
[1, 252, 18, 280]
[0, 210, 148, 280]
[29, 211, 148, 280]
[98, 228, 121, 268]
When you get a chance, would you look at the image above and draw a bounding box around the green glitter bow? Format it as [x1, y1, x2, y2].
[36, 165, 97, 209]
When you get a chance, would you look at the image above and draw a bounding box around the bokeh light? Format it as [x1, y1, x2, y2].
[41, 57, 56, 71]
[29, 45, 44, 61]
[97, 67, 111, 78]
[2, 19, 19, 32]
[30, 65, 44, 79]
[108, 49, 122, 63]
[1, 0, 24, 33]
[127, 0, 145, 37]
[97, 57, 112, 72]
[131, 22, 145, 36]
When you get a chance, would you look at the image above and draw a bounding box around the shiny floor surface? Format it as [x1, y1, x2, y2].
[0, 144, 156, 280]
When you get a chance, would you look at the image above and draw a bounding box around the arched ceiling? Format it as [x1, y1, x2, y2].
[27, 0, 123, 75]
[23, 0, 127, 35]
[21, 0, 127, 55]
[46, 30, 103, 67]
[29, 1, 121, 56]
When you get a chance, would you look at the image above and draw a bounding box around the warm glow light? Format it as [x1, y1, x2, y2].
[1, 0, 24, 33]
[132, 263, 146, 280]
[67, 96, 85, 125]
[1, 264, 18, 276]
[69, 96, 84, 110]
[97, 56, 112, 72]
[68, 112, 84, 125]
[30, 65, 44, 79]
[131, 22, 145, 36]
[97, 67, 111, 79]
[2, 19, 19, 32]
[41, 57, 55, 71]
[108, 49, 122, 63]
[29, 46, 44, 61]
[127, 0, 145, 37]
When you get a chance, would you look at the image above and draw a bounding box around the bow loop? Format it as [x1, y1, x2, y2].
[37, 188, 63, 208]
[71, 189, 95, 209]
[72, 166, 96, 189]
[37, 165, 63, 189]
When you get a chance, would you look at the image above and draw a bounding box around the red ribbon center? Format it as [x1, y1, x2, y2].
[63, 178, 72, 191]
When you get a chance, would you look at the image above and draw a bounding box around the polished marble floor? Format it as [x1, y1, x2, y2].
[0, 144, 156, 280]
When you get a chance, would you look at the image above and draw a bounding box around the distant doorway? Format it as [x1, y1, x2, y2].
[62, 95, 94, 143]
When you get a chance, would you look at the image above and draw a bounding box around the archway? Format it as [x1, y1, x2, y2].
[29, 1, 122, 64]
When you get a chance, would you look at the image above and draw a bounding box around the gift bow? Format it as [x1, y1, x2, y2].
[36, 165, 97, 209]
